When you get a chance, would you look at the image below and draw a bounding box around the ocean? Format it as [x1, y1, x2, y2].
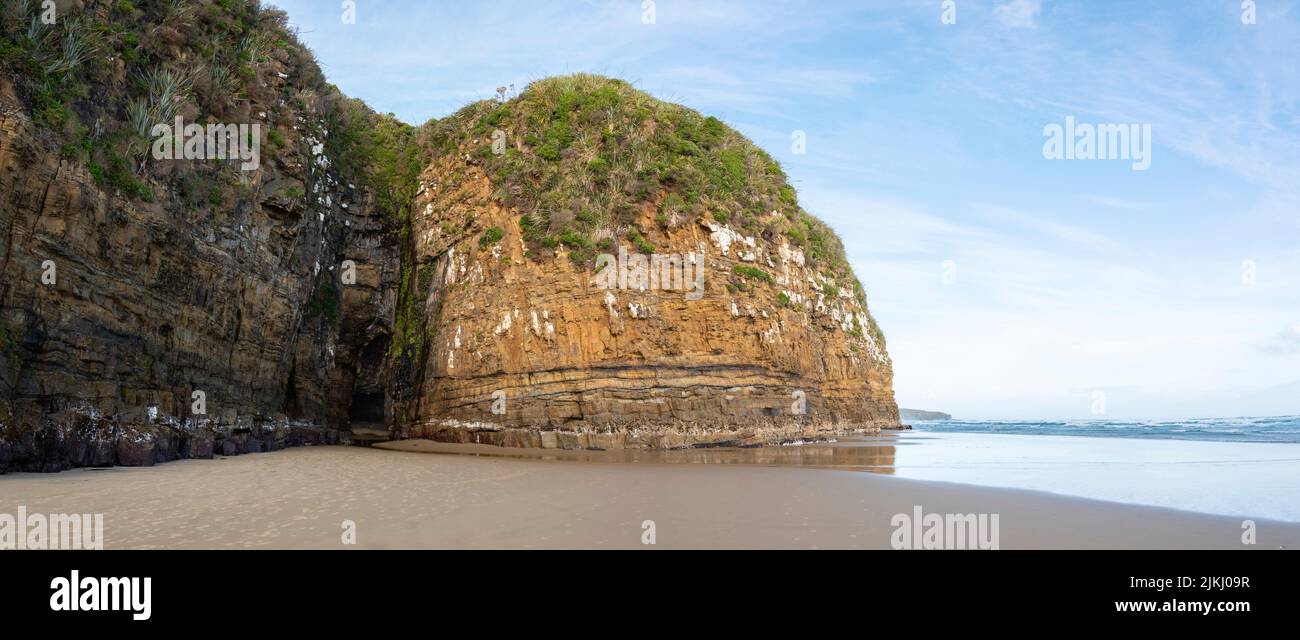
[907, 415, 1300, 444]
[885, 418, 1300, 521]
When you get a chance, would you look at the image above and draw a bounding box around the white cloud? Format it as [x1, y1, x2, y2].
[976, 205, 1122, 253]
[1258, 323, 1300, 355]
[266, 0, 1300, 420]
[994, 0, 1042, 29]
[803, 187, 1299, 420]
[1087, 196, 1153, 212]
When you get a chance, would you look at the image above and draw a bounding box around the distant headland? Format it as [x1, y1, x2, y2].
[899, 409, 952, 421]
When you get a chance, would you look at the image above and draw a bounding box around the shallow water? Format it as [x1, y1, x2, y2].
[882, 431, 1300, 522]
[393, 430, 1300, 522]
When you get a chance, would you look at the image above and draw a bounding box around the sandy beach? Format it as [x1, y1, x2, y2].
[2, 440, 1297, 550]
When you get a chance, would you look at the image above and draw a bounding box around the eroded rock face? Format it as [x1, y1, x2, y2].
[0, 64, 898, 469]
[390, 156, 900, 449]
[0, 80, 396, 473]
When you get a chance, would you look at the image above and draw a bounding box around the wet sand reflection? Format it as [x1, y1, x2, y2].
[380, 435, 901, 474]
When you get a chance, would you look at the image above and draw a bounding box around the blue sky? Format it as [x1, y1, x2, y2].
[268, 0, 1300, 420]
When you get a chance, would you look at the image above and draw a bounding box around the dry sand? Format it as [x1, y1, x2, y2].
[2, 443, 1296, 549]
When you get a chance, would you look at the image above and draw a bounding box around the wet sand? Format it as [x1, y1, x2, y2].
[2, 443, 1297, 549]
[380, 430, 1300, 521]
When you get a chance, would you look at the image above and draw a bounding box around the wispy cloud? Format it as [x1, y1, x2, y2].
[269, 0, 1300, 419]
[1258, 323, 1300, 355]
[1088, 196, 1153, 212]
[994, 0, 1042, 29]
[976, 205, 1124, 253]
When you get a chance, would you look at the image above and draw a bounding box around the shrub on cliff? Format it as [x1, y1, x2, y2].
[430, 74, 869, 311]
[325, 97, 428, 220]
[0, 0, 356, 208]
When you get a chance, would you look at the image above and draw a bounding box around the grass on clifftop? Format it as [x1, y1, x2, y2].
[0, 0, 340, 203]
[1, 0, 419, 222]
[1, 6, 884, 354]
[427, 77, 864, 295]
[0, 0, 442, 365]
[425, 75, 878, 331]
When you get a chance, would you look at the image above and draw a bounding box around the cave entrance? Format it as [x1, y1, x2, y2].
[284, 367, 303, 419]
[346, 334, 391, 443]
[349, 391, 386, 425]
[347, 391, 389, 444]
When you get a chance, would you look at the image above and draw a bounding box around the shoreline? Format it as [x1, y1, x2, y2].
[380, 431, 1300, 522]
[2, 444, 1296, 549]
[395, 419, 902, 451]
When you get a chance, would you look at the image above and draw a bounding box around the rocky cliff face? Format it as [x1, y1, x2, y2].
[392, 157, 898, 449]
[0, 79, 398, 472]
[387, 76, 899, 449]
[0, 0, 397, 472]
[0, 3, 897, 473]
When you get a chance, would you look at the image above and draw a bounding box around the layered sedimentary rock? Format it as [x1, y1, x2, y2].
[393, 148, 899, 449]
[0, 3, 897, 472]
[0, 73, 394, 472]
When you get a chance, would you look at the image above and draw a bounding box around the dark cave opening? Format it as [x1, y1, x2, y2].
[284, 367, 302, 419]
[348, 391, 385, 425]
[358, 335, 389, 373]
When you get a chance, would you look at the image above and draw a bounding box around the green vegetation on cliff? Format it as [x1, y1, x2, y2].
[425, 74, 884, 346]
[2, 0, 319, 199]
[0, 0, 451, 376]
[0, 0, 421, 218]
[324, 99, 426, 220]
[427, 76, 863, 286]
[2, 3, 885, 356]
